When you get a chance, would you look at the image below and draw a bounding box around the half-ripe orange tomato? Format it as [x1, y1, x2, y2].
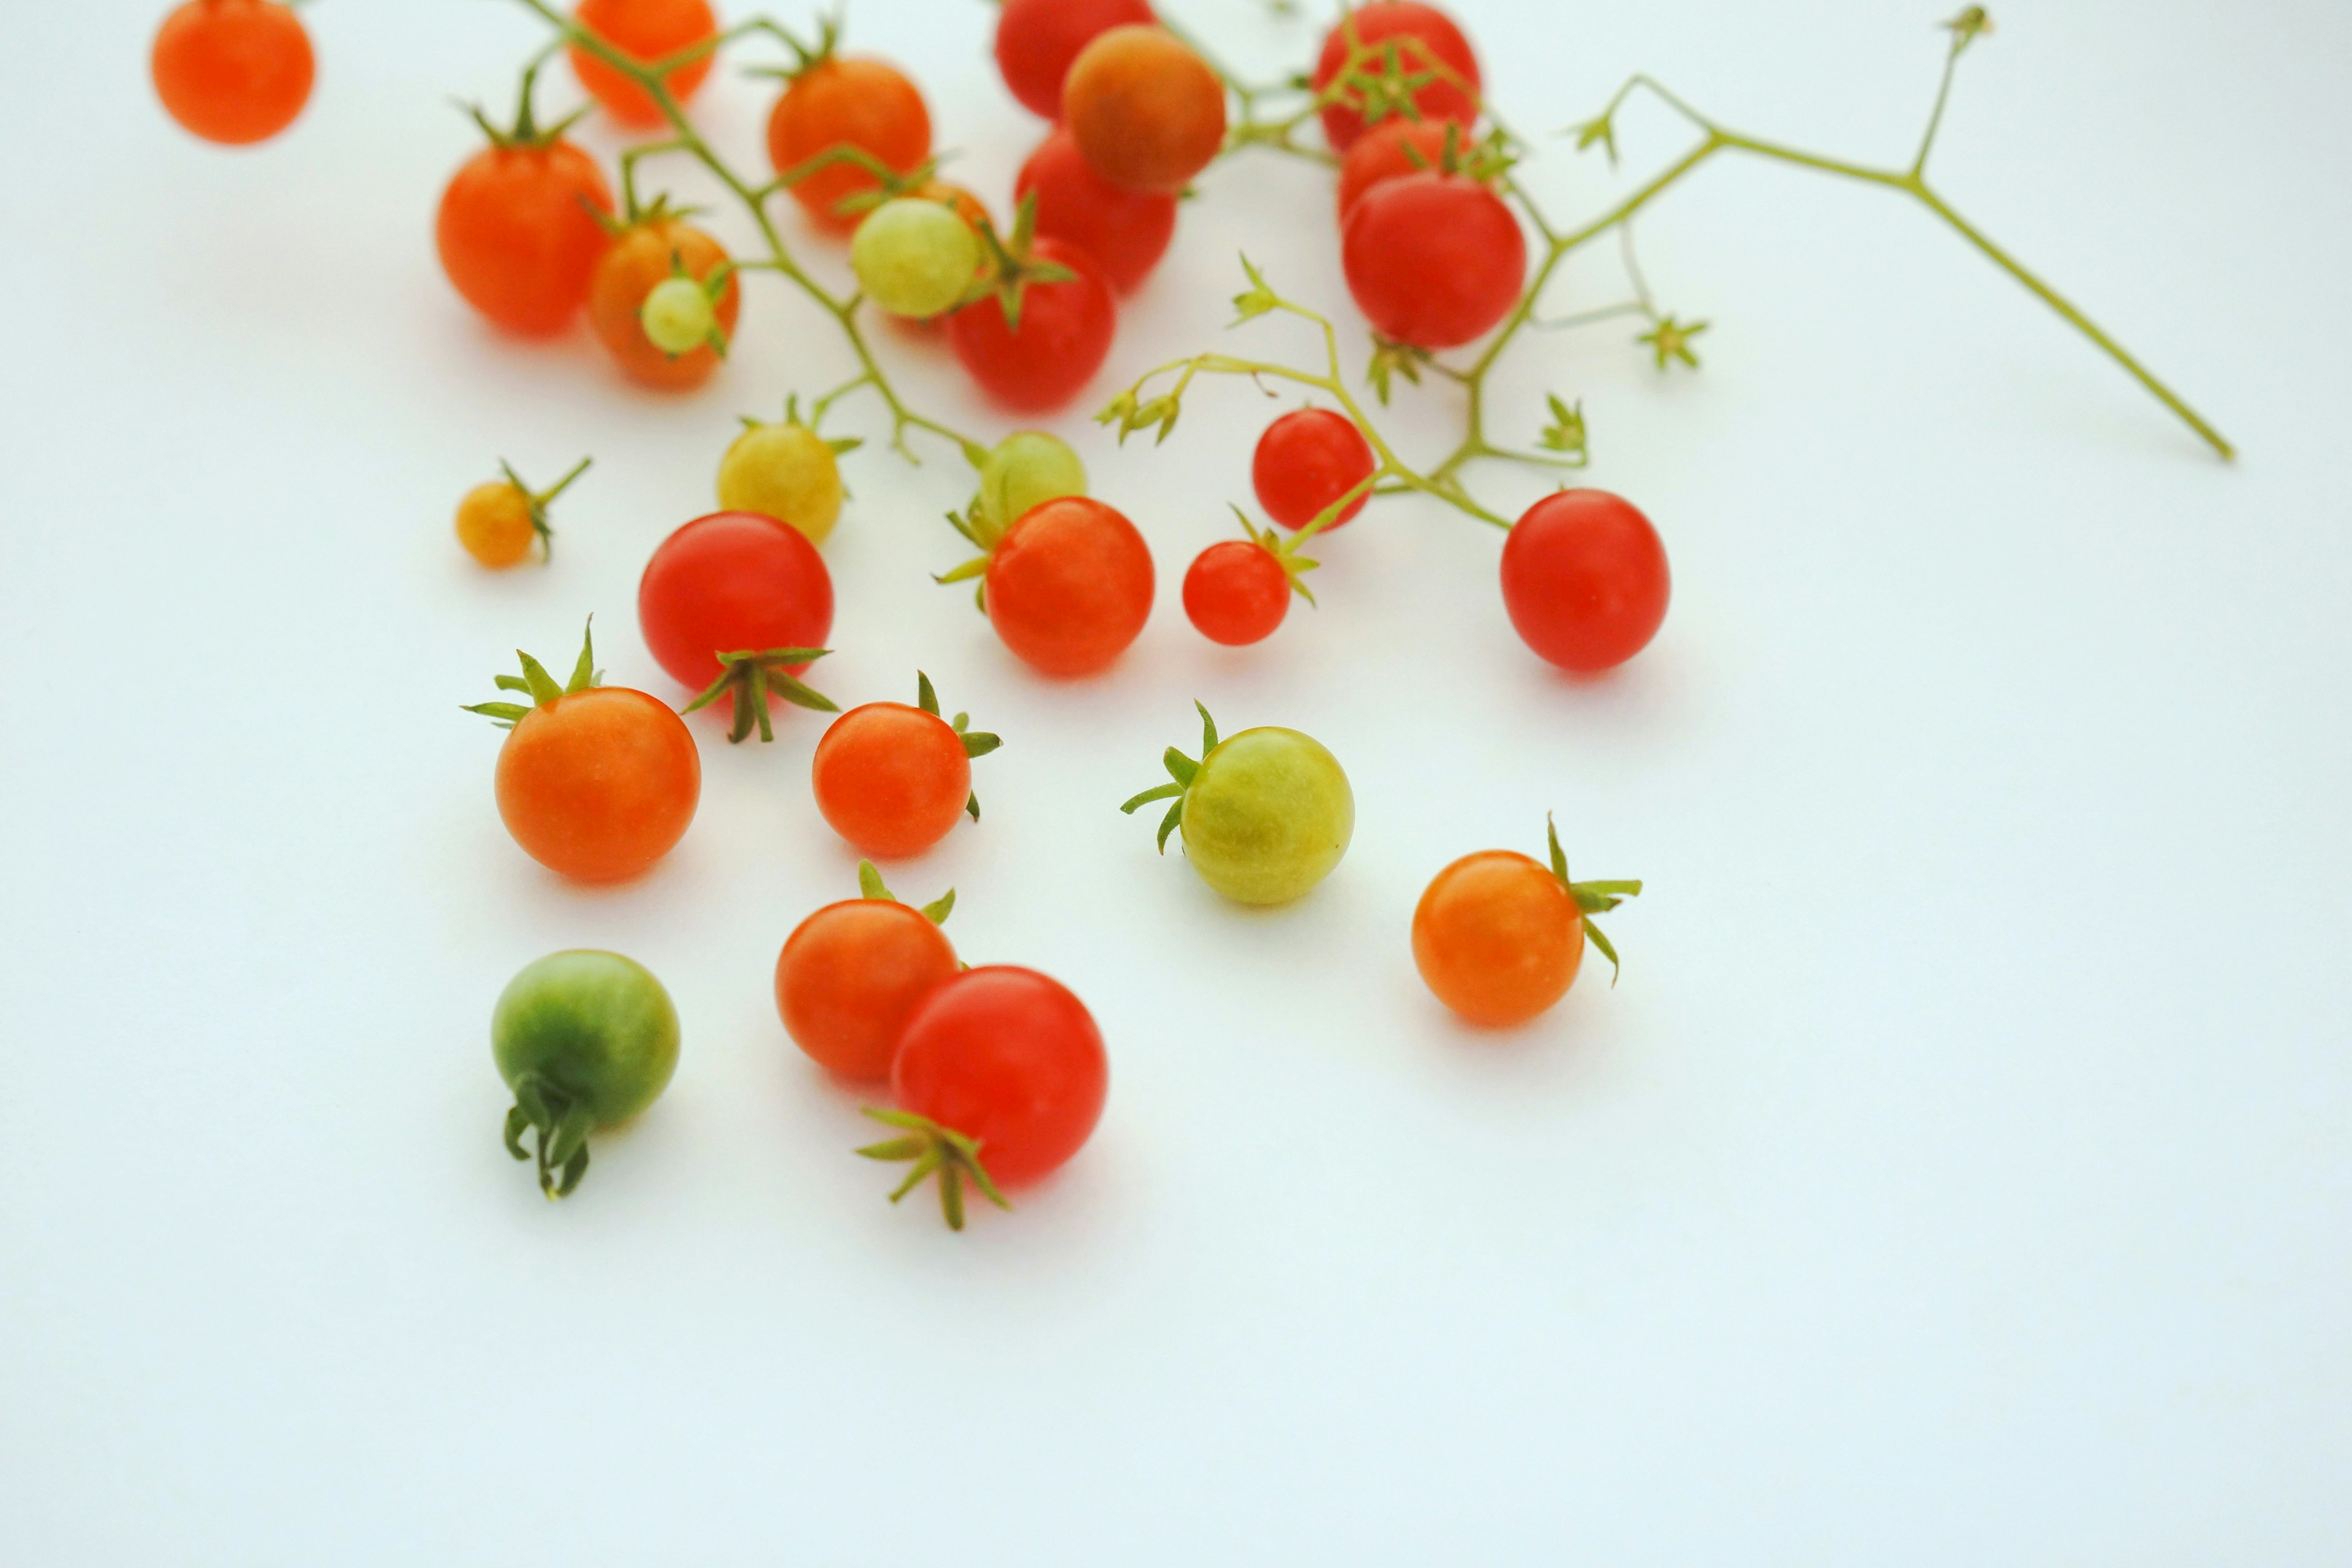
[587, 218, 741, 390]
[767, 55, 932, 231]
[569, 0, 718, 127]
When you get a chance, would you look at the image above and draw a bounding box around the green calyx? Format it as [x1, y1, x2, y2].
[679, 647, 838, 744]
[503, 1069, 596, 1200]
[856, 859, 955, 925]
[745, 12, 842, 83]
[916, 671, 1001, 822]
[1230, 504, 1322, 603]
[965, 192, 1076, 333]
[464, 56, 589, 152]
[462, 617, 600, 729]
[855, 1108, 1012, 1232]
[935, 502, 1005, 614]
[1396, 119, 1519, 184]
[1544, 813, 1644, 985]
[495, 455, 592, 564]
[1119, 701, 1219, 853]
[741, 392, 863, 458]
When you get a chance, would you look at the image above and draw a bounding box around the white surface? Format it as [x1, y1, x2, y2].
[3, 0, 2348, 1561]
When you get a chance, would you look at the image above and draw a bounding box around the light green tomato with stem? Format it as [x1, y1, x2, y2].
[1121, 703, 1354, 905]
[852, 198, 982, 320]
[641, 276, 717, 356]
[492, 950, 680, 1200]
[980, 431, 1087, 531]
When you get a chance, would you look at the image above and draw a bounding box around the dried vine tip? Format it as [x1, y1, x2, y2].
[856, 1109, 1012, 1231]
[856, 860, 956, 924]
[915, 671, 1001, 818]
[679, 647, 838, 745]
[503, 1071, 595, 1200]
[1637, 315, 1708, 371]
[462, 617, 600, 729]
[1544, 813, 1645, 986]
[1118, 702, 1219, 853]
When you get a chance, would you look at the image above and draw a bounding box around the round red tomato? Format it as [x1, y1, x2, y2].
[1500, 490, 1671, 673]
[812, 703, 973, 859]
[569, 0, 717, 128]
[948, 239, 1117, 411]
[983, 496, 1155, 676]
[1311, 0, 1481, 153]
[152, 0, 314, 146]
[1253, 408, 1376, 532]
[1340, 170, 1525, 349]
[767, 55, 932, 230]
[1016, 127, 1177, 293]
[777, 895, 959, 1080]
[892, 967, 1109, 1186]
[995, 0, 1156, 120]
[436, 134, 614, 336]
[1183, 540, 1290, 646]
[638, 511, 836, 696]
[1336, 115, 1468, 217]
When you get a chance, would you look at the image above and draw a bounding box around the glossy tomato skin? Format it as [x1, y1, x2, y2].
[638, 511, 836, 695]
[437, 140, 615, 336]
[588, 220, 741, 390]
[892, 967, 1109, 1186]
[1183, 541, 1289, 646]
[1341, 171, 1525, 349]
[811, 703, 973, 859]
[1412, 851, 1584, 1026]
[1016, 128, 1177, 293]
[153, 0, 314, 146]
[776, 900, 959, 1080]
[1501, 490, 1672, 673]
[948, 239, 1117, 411]
[569, 0, 717, 127]
[995, 0, 1156, 119]
[1253, 408, 1376, 532]
[1336, 116, 1466, 217]
[767, 57, 932, 231]
[455, 481, 538, 568]
[494, 951, 680, 1125]
[984, 496, 1155, 677]
[496, 687, 701, 882]
[1180, 727, 1354, 905]
[1063, 24, 1226, 193]
[1312, 1, 1481, 153]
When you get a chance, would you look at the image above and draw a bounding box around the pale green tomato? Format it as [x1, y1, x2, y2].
[1181, 728, 1354, 905]
[718, 420, 843, 546]
[981, 431, 1087, 531]
[852, 198, 982, 320]
[641, 276, 716, 355]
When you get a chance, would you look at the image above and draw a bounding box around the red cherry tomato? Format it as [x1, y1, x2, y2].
[812, 704, 973, 859]
[638, 511, 836, 696]
[1335, 115, 1468, 217]
[1016, 127, 1177, 293]
[569, 0, 717, 129]
[767, 55, 932, 231]
[1340, 170, 1525, 349]
[436, 134, 615, 336]
[1253, 408, 1376, 532]
[1500, 490, 1672, 673]
[983, 496, 1155, 676]
[777, 895, 959, 1080]
[994, 0, 1156, 120]
[152, 0, 314, 146]
[892, 967, 1109, 1186]
[1311, 1, 1481, 153]
[1183, 540, 1290, 646]
[948, 239, 1118, 411]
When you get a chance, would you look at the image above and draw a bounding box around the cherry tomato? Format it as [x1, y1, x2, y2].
[981, 495, 1154, 677]
[1063, 24, 1226, 193]
[152, 0, 314, 146]
[1340, 170, 1525, 349]
[1253, 407, 1376, 532]
[466, 628, 701, 884]
[1412, 818, 1642, 1026]
[947, 238, 1117, 411]
[1016, 127, 1178, 293]
[812, 676, 1000, 859]
[1336, 115, 1469, 217]
[569, 0, 717, 128]
[994, 0, 1156, 120]
[1123, 705, 1352, 905]
[494, 950, 680, 1198]
[587, 218, 741, 390]
[717, 415, 844, 546]
[436, 98, 614, 336]
[851, 197, 982, 320]
[1183, 540, 1291, 647]
[1311, 0, 1481, 153]
[1500, 490, 1672, 673]
[776, 868, 960, 1082]
[981, 431, 1088, 530]
[767, 54, 932, 232]
[638, 511, 835, 700]
[454, 456, 590, 569]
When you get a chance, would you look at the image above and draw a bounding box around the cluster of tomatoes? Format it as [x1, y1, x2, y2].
[155, 0, 1657, 1227]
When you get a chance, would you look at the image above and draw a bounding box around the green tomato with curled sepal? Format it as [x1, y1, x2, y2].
[981, 431, 1087, 530]
[492, 949, 681, 1200]
[1120, 703, 1354, 905]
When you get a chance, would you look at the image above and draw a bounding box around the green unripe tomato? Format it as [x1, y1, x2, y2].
[1180, 728, 1354, 905]
[981, 431, 1087, 531]
[718, 419, 843, 546]
[493, 950, 680, 1197]
[641, 276, 716, 355]
[852, 198, 982, 320]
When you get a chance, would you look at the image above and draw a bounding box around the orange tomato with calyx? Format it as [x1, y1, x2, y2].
[812, 676, 1000, 860]
[588, 219, 741, 390]
[1412, 820, 1641, 1027]
[569, 0, 718, 127]
[436, 102, 614, 336]
[767, 55, 933, 231]
[777, 869, 962, 1081]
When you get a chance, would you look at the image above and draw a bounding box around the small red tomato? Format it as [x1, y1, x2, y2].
[1500, 490, 1672, 673]
[435, 111, 615, 336]
[153, 0, 314, 146]
[587, 218, 742, 390]
[948, 239, 1118, 412]
[892, 965, 1109, 1188]
[1183, 540, 1291, 646]
[777, 873, 960, 1081]
[767, 55, 932, 231]
[1335, 116, 1468, 217]
[638, 511, 836, 696]
[1016, 127, 1178, 293]
[812, 677, 1000, 859]
[1311, 0, 1482, 153]
[1063, 24, 1226, 193]
[995, 0, 1156, 121]
[569, 0, 717, 128]
[1341, 171, 1525, 349]
[982, 496, 1155, 677]
[1253, 408, 1376, 532]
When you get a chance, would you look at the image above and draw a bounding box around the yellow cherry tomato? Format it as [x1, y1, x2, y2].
[717, 419, 844, 546]
[456, 480, 540, 568]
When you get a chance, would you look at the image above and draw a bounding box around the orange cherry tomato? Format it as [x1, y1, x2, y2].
[1061, 24, 1225, 193]
[437, 130, 614, 336]
[569, 0, 718, 128]
[1411, 851, 1584, 1027]
[776, 891, 960, 1080]
[152, 0, 314, 146]
[455, 482, 538, 568]
[495, 687, 701, 883]
[984, 496, 1155, 677]
[813, 705, 973, 859]
[767, 56, 932, 232]
[587, 219, 741, 390]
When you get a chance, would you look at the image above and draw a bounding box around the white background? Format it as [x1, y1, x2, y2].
[3, 0, 2347, 1561]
